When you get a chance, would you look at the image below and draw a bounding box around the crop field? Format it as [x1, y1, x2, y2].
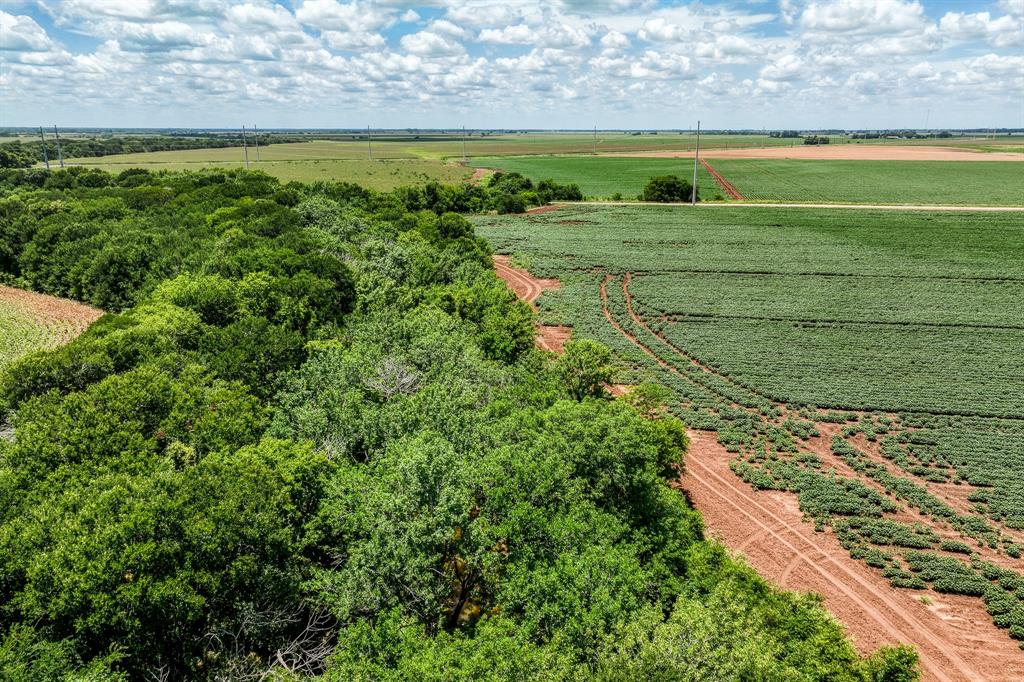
[707, 159, 1024, 205]
[0, 286, 102, 369]
[475, 204, 1024, 655]
[470, 156, 721, 198]
[61, 144, 473, 189]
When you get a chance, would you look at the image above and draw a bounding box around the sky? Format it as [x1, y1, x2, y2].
[1, 0, 1022, 130]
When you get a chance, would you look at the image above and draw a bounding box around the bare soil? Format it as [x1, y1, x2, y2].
[681, 430, 1023, 682]
[601, 273, 1024, 680]
[493, 255, 568, 352]
[609, 145, 1024, 162]
[700, 158, 745, 200]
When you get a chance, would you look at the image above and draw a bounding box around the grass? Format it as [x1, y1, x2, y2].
[65, 149, 472, 190]
[708, 159, 1023, 205]
[470, 156, 722, 199]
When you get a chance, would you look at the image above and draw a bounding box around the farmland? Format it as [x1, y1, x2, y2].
[0, 286, 102, 369]
[471, 156, 720, 198]
[707, 159, 1024, 205]
[475, 203, 1024, 671]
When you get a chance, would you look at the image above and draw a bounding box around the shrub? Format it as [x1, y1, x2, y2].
[640, 175, 696, 203]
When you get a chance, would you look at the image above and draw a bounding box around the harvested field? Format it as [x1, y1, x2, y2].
[612, 144, 1024, 161]
[0, 285, 102, 368]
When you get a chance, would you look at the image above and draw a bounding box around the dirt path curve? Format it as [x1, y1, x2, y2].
[597, 274, 1022, 681]
[700, 158, 745, 200]
[682, 431, 1022, 682]
[493, 255, 571, 352]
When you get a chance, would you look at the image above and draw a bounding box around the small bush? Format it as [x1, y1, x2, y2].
[640, 175, 696, 203]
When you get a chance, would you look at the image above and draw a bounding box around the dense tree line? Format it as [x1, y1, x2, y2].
[0, 167, 917, 680]
[0, 135, 291, 168]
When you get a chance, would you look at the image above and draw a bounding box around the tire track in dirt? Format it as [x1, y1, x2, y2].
[493, 255, 571, 352]
[684, 430, 995, 679]
[700, 158, 745, 200]
[599, 275, 1016, 681]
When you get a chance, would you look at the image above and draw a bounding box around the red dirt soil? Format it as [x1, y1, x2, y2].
[700, 158, 745, 200]
[0, 285, 103, 346]
[608, 145, 1024, 161]
[602, 273, 1024, 681]
[492, 255, 570, 352]
[681, 430, 1024, 682]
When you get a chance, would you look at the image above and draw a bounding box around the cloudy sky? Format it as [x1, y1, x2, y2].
[1, 0, 1022, 129]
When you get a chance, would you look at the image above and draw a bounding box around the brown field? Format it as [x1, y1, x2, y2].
[610, 144, 1024, 161]
[0, 286, 103, 368]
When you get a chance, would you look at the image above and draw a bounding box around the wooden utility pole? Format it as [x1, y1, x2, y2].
[691, 120, 700, 205]
[367, 125, 373, 161]
[593, 125, 597, 155]
[38, 127, 50, 169]
[241, 125, 249, 169]
[53, 126, 64, 168]
[462, 125, 467, 162]
[253, 124, 260, 161]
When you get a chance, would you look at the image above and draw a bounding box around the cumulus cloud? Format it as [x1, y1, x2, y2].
[800, 0, 928, 35]
[0, 11, 55, 52]
[1, 1, 1021, 128]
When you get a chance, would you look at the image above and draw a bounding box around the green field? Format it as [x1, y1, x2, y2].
[471, 156, 721, 199]
[475, 204, 1024, 638]
[709, 159, 1024, 205]
[0, 300, 49, 368]
[64, 153, 471, 190]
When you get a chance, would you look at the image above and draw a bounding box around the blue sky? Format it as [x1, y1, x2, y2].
[1, 1, 1022, 129]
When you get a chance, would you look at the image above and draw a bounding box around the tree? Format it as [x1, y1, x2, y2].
[555, 339, 614, 400]
[640, 176, 695, 203]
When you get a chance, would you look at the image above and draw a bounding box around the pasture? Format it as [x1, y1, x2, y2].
[475, 203, 1024, 646]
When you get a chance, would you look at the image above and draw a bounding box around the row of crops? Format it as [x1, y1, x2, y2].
[707, 159, 1024, 206]
[475, 204, 1024, 645]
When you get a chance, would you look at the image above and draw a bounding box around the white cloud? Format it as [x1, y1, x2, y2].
[940, 11, 1023, 48]
[479, 22, 591, 48]
[400, 30, 464, 56]
[0, 11, 55, 52]
[599, 30, 630, 49]
[800, 0, 927, 35]
[295, 0, 392, 32]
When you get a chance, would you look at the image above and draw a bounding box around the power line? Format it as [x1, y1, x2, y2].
[241, 125, 249, 169]
[53, 125, 64, 168]
[38, 127, 49, 170]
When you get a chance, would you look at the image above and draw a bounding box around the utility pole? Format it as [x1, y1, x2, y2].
[253, 124, 260, 161]
[52, 125, 64, 168]
[38, 127, 50, 170]
[462, 125, 467, 162]
[367, 125, 373, 161]
[691, 120, 700, 206]
[593, 125, 597, 155]
[241, 125, 249, 169]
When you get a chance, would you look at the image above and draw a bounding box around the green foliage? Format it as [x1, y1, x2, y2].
[555, 338, 614, 400]
[0, 171, 918, 680]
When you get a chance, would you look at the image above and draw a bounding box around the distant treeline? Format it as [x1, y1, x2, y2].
[0, 134, 292, 168]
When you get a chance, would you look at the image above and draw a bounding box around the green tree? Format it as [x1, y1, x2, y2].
[555, 339, 614, 400]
